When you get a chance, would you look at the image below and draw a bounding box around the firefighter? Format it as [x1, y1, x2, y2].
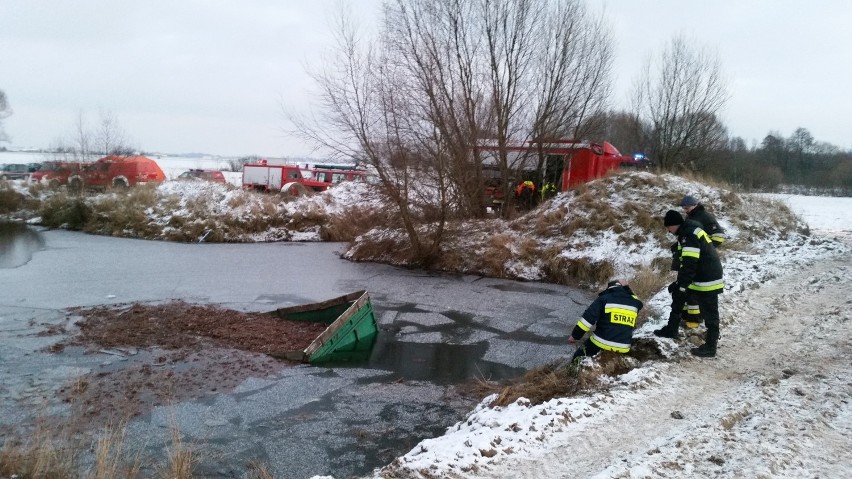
[680, 195, 727, 246]
[541, 182, 557, 201]
[515, 180, 536, 209]
[568, 279, 643, 361]
[654, 210, 724, 357]
[677, 195, 727, 328]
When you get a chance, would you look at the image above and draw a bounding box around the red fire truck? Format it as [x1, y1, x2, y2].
[477, 140, 647, 209]
[241, 160, 366, 196]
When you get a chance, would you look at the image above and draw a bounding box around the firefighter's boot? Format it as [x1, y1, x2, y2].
[691, 330, 718, 357]
[653, 325, 679, 339]
[654, 312, 681, 339]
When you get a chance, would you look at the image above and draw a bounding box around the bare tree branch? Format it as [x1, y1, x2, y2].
[634, 35, 730, 170]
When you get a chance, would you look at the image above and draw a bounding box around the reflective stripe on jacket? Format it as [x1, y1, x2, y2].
[687, 204, 727, 247]
[571, 283, 643, 353]
[674, 219, 724, 294]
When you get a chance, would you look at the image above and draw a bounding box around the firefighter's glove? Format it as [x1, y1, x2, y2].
[667, 282, 678, 294]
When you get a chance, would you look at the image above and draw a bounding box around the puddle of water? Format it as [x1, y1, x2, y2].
[0, 222, 45, 268]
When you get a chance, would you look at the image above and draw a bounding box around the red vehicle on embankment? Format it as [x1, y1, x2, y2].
[69, 155, 166, 191]
[30, 161, 83, 187]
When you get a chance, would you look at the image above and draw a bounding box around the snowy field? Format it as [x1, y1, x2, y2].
[764, 193, 852, 235]
[354, 195, 852, 479]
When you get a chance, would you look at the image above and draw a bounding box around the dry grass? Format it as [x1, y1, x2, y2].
[483, 352, 641, 407]
[544, 255, 615, 287]
[246, 461, 275, 479]
[90, 422, 141, 479]
[479, 233, 514, 277]
[0, 185, 26, 213]
[39, 193, 92, 230]
[675, 170, 730, 190]
[532, 206, 568, 236]
[156, 419, 199, 479]
[477, 339, 664, 408]
[626, 265, 671, 328]
[347, 231, 413, 263]
[0, 419, 78, 479]
[0, 390, 278, 479]
[323, 206, 396, 242]
[73, 186, 162, 237]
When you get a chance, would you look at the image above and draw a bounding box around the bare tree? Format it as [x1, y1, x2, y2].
[229, 155, 261, 172]
[633, 36, 729, 170]
[293, 0, 615, 256]
[292, 6, 450, 265]
[0, 89, 11, 143]
[72, 110, 94, 161]
[41, 110, 135, 165]
[579, 110, 648, 157]
[95, 109, 133, 156]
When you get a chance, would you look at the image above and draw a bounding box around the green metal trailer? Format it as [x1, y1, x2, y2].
[269, 290, 378, 364]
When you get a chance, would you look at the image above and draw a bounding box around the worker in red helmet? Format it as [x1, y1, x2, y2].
[515, 180, 536, 210]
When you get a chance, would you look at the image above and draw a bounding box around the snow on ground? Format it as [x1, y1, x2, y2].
[355, 195, 852, 479]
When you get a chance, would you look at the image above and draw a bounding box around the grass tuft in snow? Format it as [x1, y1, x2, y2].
[40, 193, 91, 230]
[482, 345, 662, 408]
[0, 185, 27, 213]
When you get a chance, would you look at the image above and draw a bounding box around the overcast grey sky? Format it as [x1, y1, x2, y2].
[1, 0, 850, 157]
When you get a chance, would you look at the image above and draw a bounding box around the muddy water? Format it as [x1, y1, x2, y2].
[0, 225, 591, 479]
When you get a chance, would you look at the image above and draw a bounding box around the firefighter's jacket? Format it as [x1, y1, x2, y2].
[570, 283, 643, 353]
[541, 182, 557, 199]
[686, 204, 727, 247]
[674, 219, 724, 294]
[516, 180, 535, 196]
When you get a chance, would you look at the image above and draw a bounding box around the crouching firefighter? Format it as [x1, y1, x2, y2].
[568, 280, 643, 361]
[654, 210, 725, 357]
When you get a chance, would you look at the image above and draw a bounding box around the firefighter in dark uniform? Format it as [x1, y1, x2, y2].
[568, 280, 643, 361]
[677, 195, 727, 328]
[654, 210, 724, 357]
[680, 195, 727, 246]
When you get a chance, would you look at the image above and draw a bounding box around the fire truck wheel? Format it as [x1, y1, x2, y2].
[281, 182, 311, 197]
[112, 176, 129, 189]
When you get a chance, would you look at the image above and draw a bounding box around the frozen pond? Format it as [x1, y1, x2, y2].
[0, 225, 590, 478]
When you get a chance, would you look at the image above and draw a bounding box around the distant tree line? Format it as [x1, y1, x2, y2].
[583, 112, 851, 194]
